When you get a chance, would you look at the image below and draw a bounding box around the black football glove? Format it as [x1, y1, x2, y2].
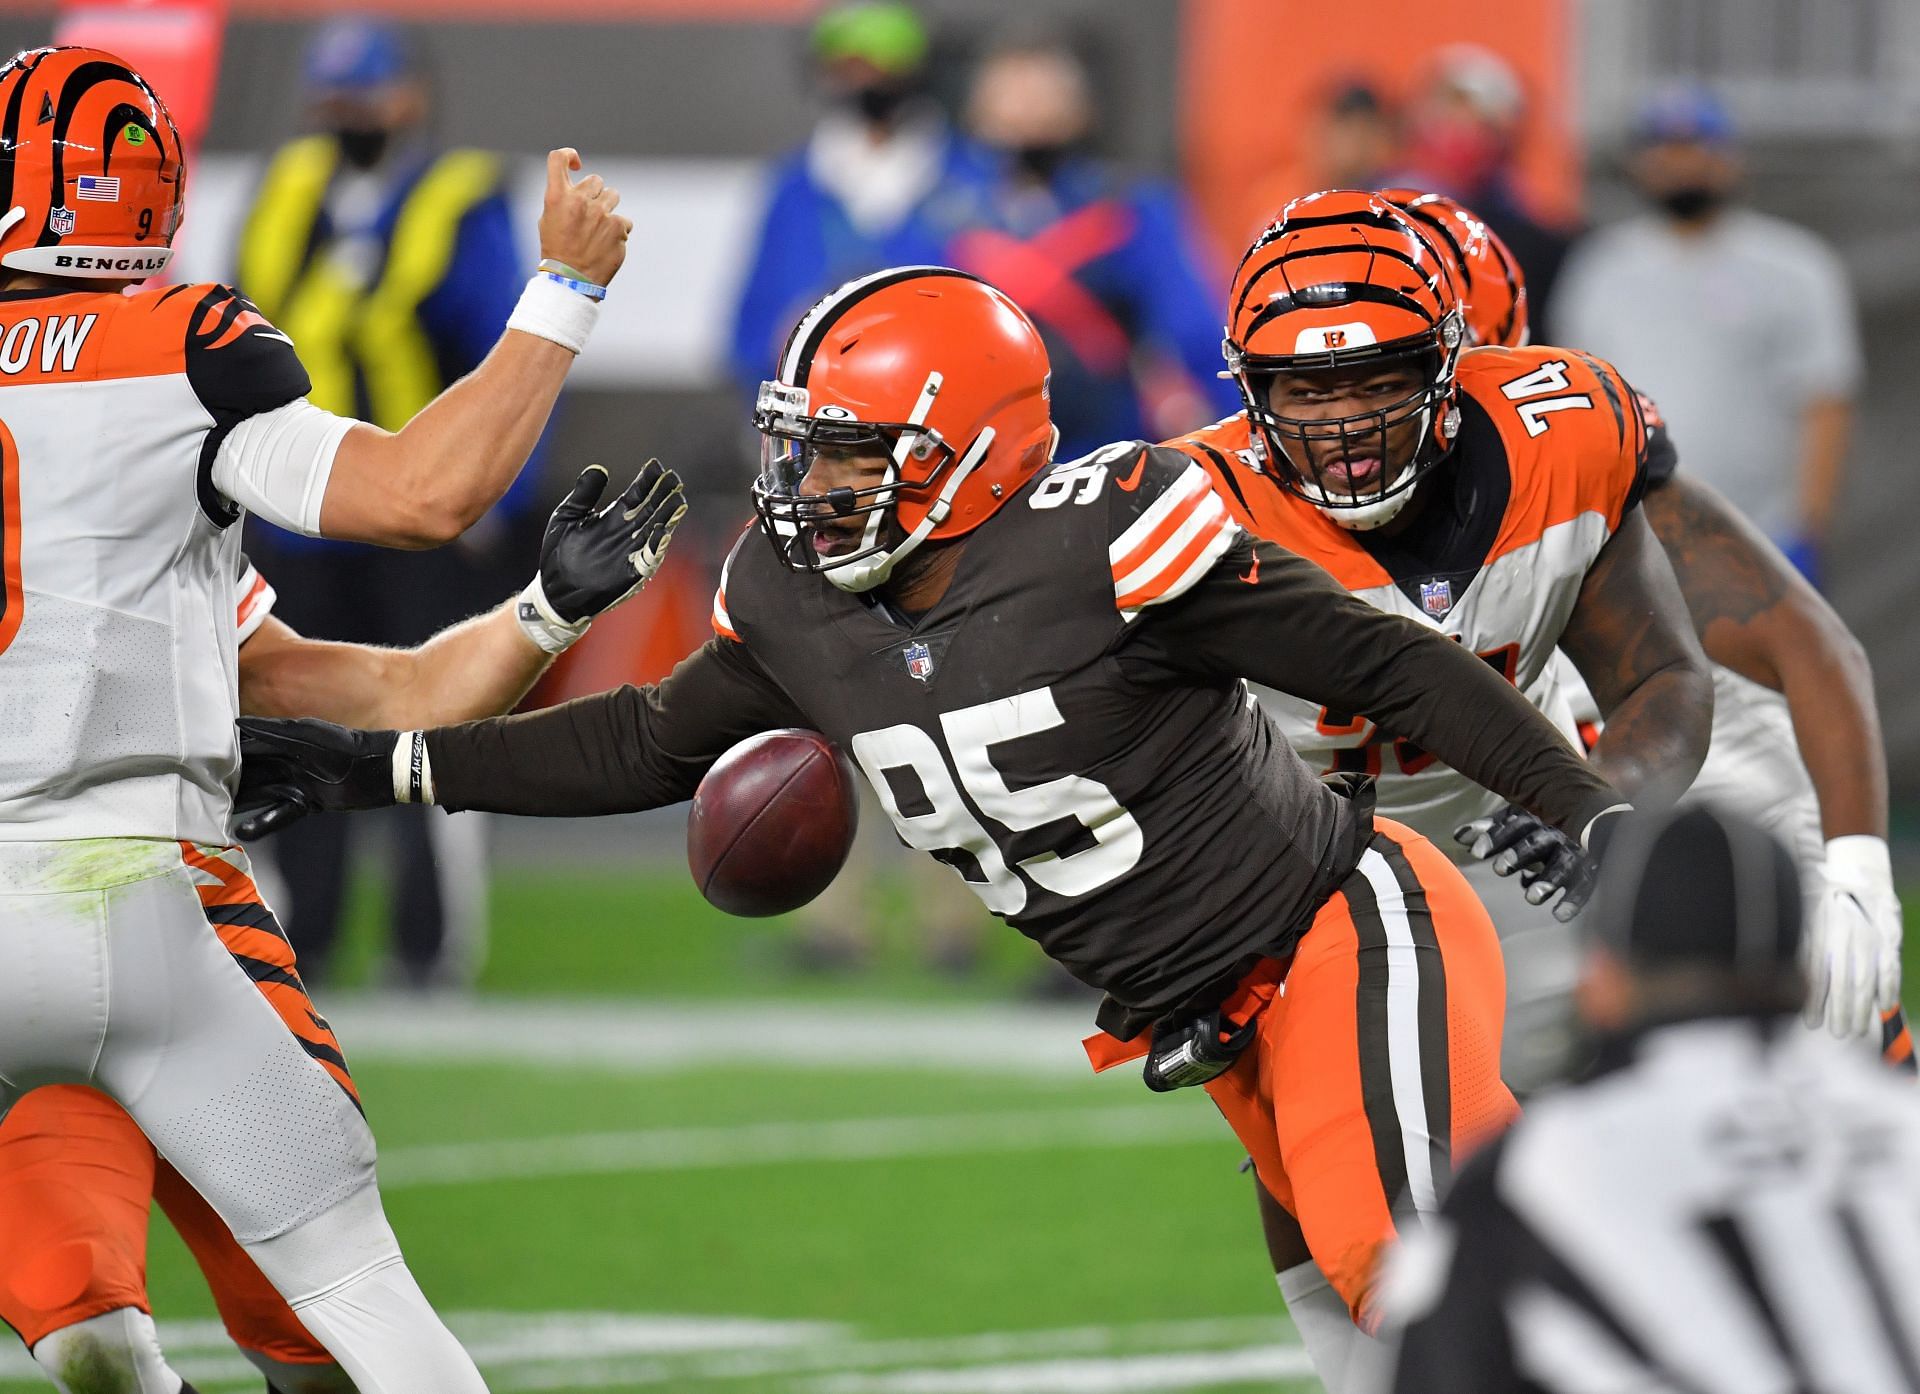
[1453, 804, 1627, 922]
[532, 459, 688, 626]
[233, 717, 400, 841]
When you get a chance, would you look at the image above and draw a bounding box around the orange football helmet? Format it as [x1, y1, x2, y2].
[0, 45, 185, 282]
[1379, 187, 1528, 348]
[753, 266, 1056, 591]
[1223, 190, 1465, 530]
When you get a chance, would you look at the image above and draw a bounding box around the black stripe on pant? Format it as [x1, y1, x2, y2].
[1374, 831, 1454, 1200]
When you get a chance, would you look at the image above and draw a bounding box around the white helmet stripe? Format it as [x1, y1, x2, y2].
[778, 265, 974, 385]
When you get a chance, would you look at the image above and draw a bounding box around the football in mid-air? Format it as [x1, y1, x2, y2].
[687, 729, 861, 917]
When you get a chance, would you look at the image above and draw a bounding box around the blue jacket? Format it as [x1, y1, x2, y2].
[943, 156, 1240, 461]
[728, 130, 996, 392]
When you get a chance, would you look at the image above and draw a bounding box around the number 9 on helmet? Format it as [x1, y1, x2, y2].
[0, 45, 186, 282]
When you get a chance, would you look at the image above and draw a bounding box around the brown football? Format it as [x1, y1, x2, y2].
[687, 729, 861, 917]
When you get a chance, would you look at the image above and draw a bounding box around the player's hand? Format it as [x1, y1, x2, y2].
[1455, 804, 1604, 922]
[1806, 835, 1903, 1039]
[538, 147, 631, 287]
[535, 460, 688, 624]
[233, 717, 400, 841]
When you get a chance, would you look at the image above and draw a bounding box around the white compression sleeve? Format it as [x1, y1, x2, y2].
[1278, 1260, 1390, 1394]
[210, 399, 356, 537]
[289, 1262, 487, 1394]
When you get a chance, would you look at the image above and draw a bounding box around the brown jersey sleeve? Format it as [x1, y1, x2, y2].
[1124, 533, 1624, 837]
[425, 636, 809, 816]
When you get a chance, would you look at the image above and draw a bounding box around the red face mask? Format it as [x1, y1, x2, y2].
[1406, 114, 1506, 193]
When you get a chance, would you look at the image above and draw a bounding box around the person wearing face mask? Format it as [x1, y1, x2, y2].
[1555, 87, 1862, 588]
[727, 2, 994, 396]
[944, 30, 1239, 461]
[1385, 45, 1574, 338]
[234, 16, 543, 992]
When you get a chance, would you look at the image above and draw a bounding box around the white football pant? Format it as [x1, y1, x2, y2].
[0, 840, 486, 1393]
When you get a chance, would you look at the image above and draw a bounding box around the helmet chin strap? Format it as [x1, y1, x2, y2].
[829, 425, 995, 593]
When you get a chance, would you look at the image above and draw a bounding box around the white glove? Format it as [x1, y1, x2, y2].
[1806, 835, 1903, 1039]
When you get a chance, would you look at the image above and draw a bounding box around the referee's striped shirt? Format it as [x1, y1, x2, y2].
[1381, 1013, 1920, 1393]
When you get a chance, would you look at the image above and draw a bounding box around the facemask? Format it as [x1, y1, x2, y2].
[1656, 184, 1725, 221]
[848, 83, 912, 125]
[331, 124, 391, 171]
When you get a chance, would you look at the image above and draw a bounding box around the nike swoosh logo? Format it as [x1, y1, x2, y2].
[1240, 552, 1260, 585]
[1115, 453, 1146, 491]
[254, 329, 294, 345]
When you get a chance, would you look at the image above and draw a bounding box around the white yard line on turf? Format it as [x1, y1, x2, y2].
[323, 995, 1100, 1077]
[0, 1311, 1314, 1394]
[376, 1103, 1231, 1187]
[493, 1317, 1303, 1389]
[802, 1345, 1320, 1393]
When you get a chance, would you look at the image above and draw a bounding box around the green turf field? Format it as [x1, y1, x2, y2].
[4, 861, 1916, 1392]
[0, 866, 1319, 1393]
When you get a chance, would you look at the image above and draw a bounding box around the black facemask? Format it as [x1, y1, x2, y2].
[331, 124, 392, 171]
[1656, 184, 1725, 222]
[1012, 142, 1075, 183]
[847, 83, 912, 125]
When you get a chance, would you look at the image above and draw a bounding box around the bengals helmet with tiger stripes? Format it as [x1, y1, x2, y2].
[1380, 187, 1528, 348]
[753, 266, 1056, 592]
[1222, 190, 1466, 531]
[0, 46, 186, 282]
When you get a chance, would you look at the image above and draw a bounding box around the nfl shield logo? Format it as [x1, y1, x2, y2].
[903, 641, 935, 683]
[48, 206, 74, 235]
[1420, 578, 1453, 618]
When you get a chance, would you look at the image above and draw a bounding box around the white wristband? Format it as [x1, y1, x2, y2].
[515, 574, 592, 654]
[390, 731, 436, 806]
[1824, 834, 1892, 885]
[505, 273, 601, 355]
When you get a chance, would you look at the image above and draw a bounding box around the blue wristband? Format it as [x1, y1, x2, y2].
[538, 268, 607, 303]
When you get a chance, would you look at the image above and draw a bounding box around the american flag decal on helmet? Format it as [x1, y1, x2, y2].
[75, 175, 119, 202]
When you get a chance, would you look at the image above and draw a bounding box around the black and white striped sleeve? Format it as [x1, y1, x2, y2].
[1383, 1145, 1526, 1394]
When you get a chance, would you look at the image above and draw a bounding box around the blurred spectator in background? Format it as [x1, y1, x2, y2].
[1378, 804, 1920, 1393]
[947, 29, 1238, 456]
[1388, 44, 1573, 334]
[1315, 80, 1397, 191]
[728, 1, 989, 391]
[237, 16, 536, 989]
[1556, 88, 1861, 584]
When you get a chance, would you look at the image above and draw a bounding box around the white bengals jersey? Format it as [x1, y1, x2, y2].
[0, 283, 309, 843]
[1170, 345, 1661, 853]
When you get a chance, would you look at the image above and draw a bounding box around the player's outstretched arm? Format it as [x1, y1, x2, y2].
[1558, 508, 1716, 807]
[1645, 473, 1898, 1037]
[241, 461, 685, 729]
[1644, 474, 1884, 839]
[1133, 534, 1626, 841]
[318, 149, 632, 547]
[233, 633, 805, 840]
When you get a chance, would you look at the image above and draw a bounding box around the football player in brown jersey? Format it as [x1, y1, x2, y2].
[236, 267, 1640, 1384]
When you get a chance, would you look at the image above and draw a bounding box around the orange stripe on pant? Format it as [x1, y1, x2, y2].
[178, 842, 359, 1107]
[1200, 819, 1517, 1326]
[0, 1087, 333, 1363]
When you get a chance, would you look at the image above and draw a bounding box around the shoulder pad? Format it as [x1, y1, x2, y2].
[183, 284, 310, 421]
[1103, 444, 1241, 618]
[1460, 344, 1651, 527]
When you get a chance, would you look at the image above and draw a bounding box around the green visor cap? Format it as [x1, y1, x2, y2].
[811, 2, 930, 74]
